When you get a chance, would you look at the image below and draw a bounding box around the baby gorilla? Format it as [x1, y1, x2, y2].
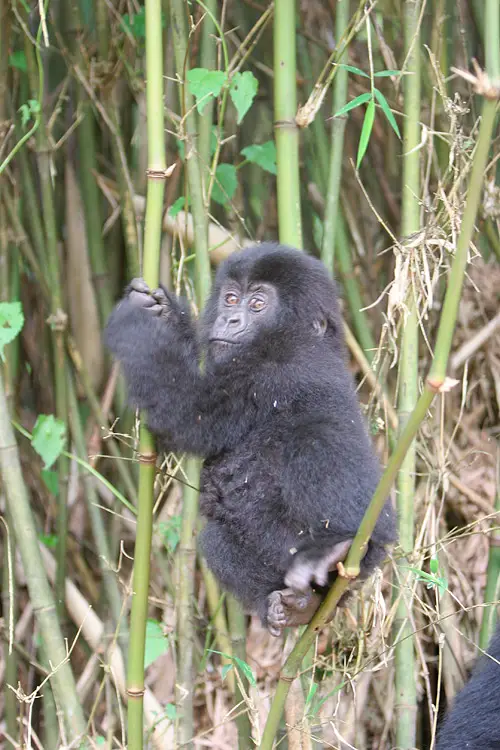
[105, 244, 396, 635]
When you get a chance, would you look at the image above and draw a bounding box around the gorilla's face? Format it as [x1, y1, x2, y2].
[208, 280, 280, 363]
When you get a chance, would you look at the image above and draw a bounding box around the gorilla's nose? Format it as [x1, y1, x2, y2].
[227, 313, 244, 328]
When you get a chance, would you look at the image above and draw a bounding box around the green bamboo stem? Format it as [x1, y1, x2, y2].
[394, 2, 421, 746]
[67, 368, 125, 640]
[274, 0, 302, 248]
[335, 216, 376, 360]
[227, 595, 253, 750]
[260, 23, 499, 748]
[479, 454, 500, 650]
[170, 1, 212, 746]
[0, 370, 87, 740]
[24, 32, 70, 619]
[322, 0, 350, 273]
[126, 0, 166, 746]
[198, 0, 218, 180]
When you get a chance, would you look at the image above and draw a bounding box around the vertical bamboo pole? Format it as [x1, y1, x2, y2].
[170, 1, 211, 746]
[394, 1, 421, 746]
[126, 0, 166, 746]
[274, 0, 302, 248]
[322, 0, 349, 273]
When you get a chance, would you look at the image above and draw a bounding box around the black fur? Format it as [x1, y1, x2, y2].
[105, 244, 397, 626]
[436, 625, 500, 750]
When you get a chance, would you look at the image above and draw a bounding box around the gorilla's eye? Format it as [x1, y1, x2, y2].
[249, 296, 266, 312]
[225, 292, 240, 306]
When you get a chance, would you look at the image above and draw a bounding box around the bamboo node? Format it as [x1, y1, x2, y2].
[137, 451, 158, 465]
[337, 561, 359, 580]
[46, 308, 68, 332]
[426, 376, 459, 393]
[273, 119, 297, 131]
[126, 688, 146, 698]
[146, 164, 177, 179]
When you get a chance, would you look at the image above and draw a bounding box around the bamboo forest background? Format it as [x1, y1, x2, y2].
[0, 0, 499, 748]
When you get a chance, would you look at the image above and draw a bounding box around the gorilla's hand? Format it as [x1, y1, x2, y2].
[126, 278, 176, 321]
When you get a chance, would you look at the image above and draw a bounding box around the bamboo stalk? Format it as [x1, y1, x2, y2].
[227, 595, 253, 750]
[24, 29, 70, 619]
[322, 0, 350, 273]
[126, 0, 166, 746]
[274, 0, 302, 248]
[0, 370, 87, 739]
[393, 2, 421, 746]
[170, 1, 211, 747]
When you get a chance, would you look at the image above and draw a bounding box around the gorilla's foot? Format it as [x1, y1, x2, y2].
[266, 587, 321, 637]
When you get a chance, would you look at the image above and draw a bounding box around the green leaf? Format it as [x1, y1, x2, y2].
[429, 557, 439, 574]
[158, 515, 182, 552]
[229, 71, 258, 124]
[221, 663, 234, 681]
[312, 213, 323, 250]
[374, 88, 401, 138]
[374, 69, 402, 78]
[18, 99, 39, 128]
[144, 619, 170, 669]
[39, 533, 58, 549]
[337, 63, 369, 78]
[356, 98, 375, 168]
[187, 68, 227, 115]
[305, 680, 318, 707]
[41, 469, 59, 497]
[233, 656, 257, 687]
[333, 92, 372, 118]
[168, 196, 190, 218]
[0, 301, 24, 360]
[122, 9, 146, 39]
[211, 163, 237, 205]
[165, 703, 177, 720]
[31, 414, 66, 470]
[9, 51, 27, 72]
[240, 141, 277, 175]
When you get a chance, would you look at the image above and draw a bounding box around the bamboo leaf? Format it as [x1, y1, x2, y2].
[374, 88, 401, 138]
[229, 71, 259, 124]
[233, 656, 257, 686]
[187, 68, 227, 115]
[240, 141, 277, 175]
[0, 301, 24, 359]
[373, 69, 403, 77]
[144, 620, 170, 668]
[333, 92, 372, 118]
[356, 98, 376, 168]
[212, 163, 238, 205]
[337, 63, 369, 77]
[32, 414, 66, 470]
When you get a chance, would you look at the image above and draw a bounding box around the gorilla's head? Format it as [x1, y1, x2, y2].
[202, 243, 343, 365]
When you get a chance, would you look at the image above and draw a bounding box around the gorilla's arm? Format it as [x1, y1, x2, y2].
[105, 281, 256, 456]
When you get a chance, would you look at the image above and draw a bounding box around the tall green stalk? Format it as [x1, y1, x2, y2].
[274, 0, 302, 248]
[24, 31, 69, 618]
[322, 0, 350, 273]
[126, 1, 166, 747]
[170, 1, 211, 747]
[394, 2, 421, 747]
[260, 4, 499, 742]
[0, 371, 87, 740]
